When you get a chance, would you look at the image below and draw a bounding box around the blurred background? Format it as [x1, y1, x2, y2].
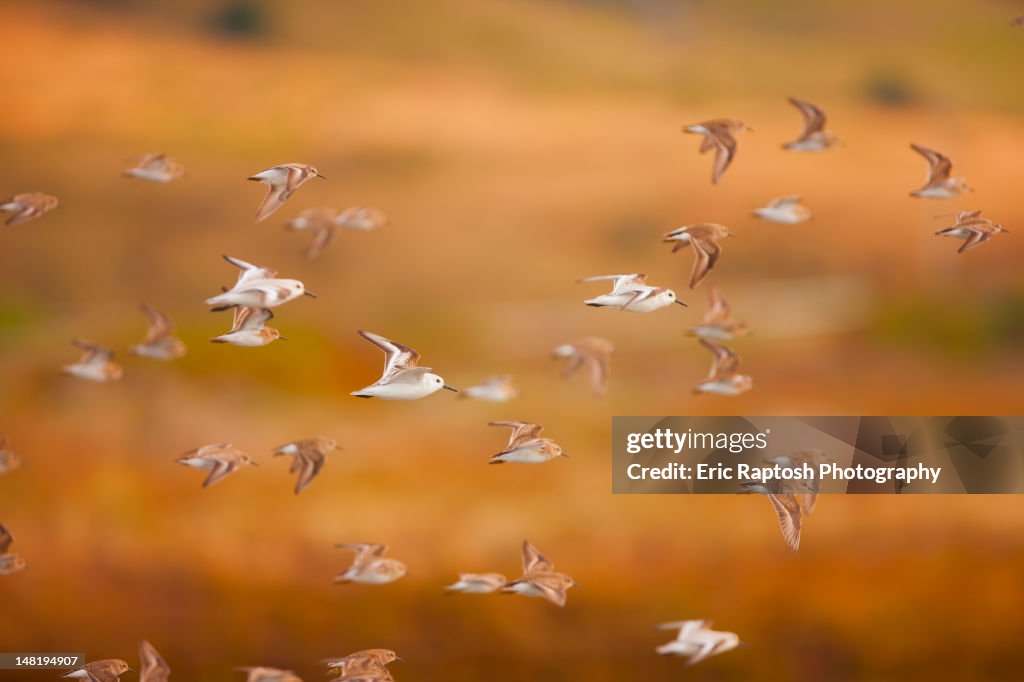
[2, 0, 1024, 680]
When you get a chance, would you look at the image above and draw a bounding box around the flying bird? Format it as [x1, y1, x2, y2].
[235, 668, 302, 682]
[211, 306, 282, 347]
[782, 98, 840, 151]
[138, 640, 170, 682]
[62, 340, 124, 383]
[682, 119, 750, 183]
[248, 163, 325, 222]
[122, 153, 185, 183]
[693, 339, 752, 396]
[488, 420, 567, 464]
[62, 660, 132, 682]
[751, 195, 811, 224]
[445, 572, 508, 594]
[273, 437, 338, 494]
[934, 210, 1008, 253]
[0, 192, 58, 226]
[663, 223, 735, 289]
[909, 144, 970, 198]
[285, 206, 386, 260]
[351, 330, 456, 399]
[762, 449, 834, 516]
[323, 649, 399, 679]
[459, 375, 519, 402]
[0, 522, 26, 576]
[687, 287, 748, 341]
[740, 478, 816, 552]
[656, 620, 742, 666]
[551, 338, 613, 396]
[206, 255, 314, 311]
[577, 273, 685, 312]
[130, 304, 186, 360]
[501, 539, 578, 607]
[334, 544, 407, 585]
[176, 443, 257, 488]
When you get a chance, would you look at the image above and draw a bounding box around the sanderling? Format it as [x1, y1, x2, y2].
[211, 306, 282, 347]
[123, 153, 185, 183]
[459, 375, 519, 402]
[578, 274, 685, 312]
[323, 649, 399, 679]
[206, 255, 315, 311]
[488, 421, 567, 464]
[444, 572, 507, 594]
[663, 224, 735, 290]
[351, 330, 456, 400]
[934, 209, 1008, 253]
[656, 620, 742, 666]
[740, 479, 816, 552]
[130, 303, 187, 361]
[285, 206, 386, 260]
[682, 119, 750, 184]
[248, 163, 325, 223]
[687, 287, 748, 341]
[1, 192, 58, 226]
[501, 540, 578, 607]
[62, 660, 132, 681]
[63, 339, 124, 383]
[692, 339, 752, 396]
[909, 144, 970, 198]
[334, 544, 407, 585]
[273, 437, 338, 494]
[751, 195, 811, 224]
[552, 337, 613, 396]
[176, 443, 257, 488]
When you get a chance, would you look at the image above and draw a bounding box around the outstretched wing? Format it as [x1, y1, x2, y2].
[358, 330, 421, 376]
[910, 143, 952, 183]
[521, 539, 554, 573]
[789, 97, 826, 136]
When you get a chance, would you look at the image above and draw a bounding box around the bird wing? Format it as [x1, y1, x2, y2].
[789, 97, 826, 136]
[139, 303, 175, 343]
[765, 493, 802, 552]
[489, 421, 544, 447]
[358, 330, 421, 376]
[700, 338, 741, 378]
[521, 539, 554, 573]
[705, 286, 731, 324]
[958, 229, 991, 254]
[688, 237, 721, 289]
[72, 339, 113, 365]
[910, 143, 952, 183]
[709, 133, 737, 184]
[138, 640, 171, 682]
[305, 226, 334, 260]
[202, 458, 237, 488]
[0, 523, 12, 553]
[768, 194, 801, 208]
[293, 444, 327, 494]
[234, 307, 274, 332]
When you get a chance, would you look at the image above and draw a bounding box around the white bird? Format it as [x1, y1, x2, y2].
[656, 620, 742, 666]
[351, 330, 457, 400]
[459, 375, 519, 402]
[205, 255, 315, 311]
[211, 307, 282, 347]
[444, 572, 507, 594]
[62, 340, 124, 383]
[577, 274, 685, 312]
[751, 195, 811, 224]
[248, 163, 324, 222]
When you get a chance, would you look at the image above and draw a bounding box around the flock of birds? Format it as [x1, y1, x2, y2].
[0, 37, 1019, 673]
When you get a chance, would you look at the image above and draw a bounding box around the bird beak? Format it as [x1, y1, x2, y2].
[304, 291, 317, 298]
[674, 299, 688, 307]
[316, 172, 327, 180]
[443, 385, 459, 392]
[726, 231, 737, 237]
[278, 336, 289, 341]
[561, 452, 570, 458]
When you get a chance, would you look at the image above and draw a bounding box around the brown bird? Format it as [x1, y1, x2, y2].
[687, 287, 748, 341]
[501, 539, 578, 607]
[662, 223, 735, 289]
[909, 144, 970, 198]
[551, 337, 613, 396]
[138, 640, 170, 682]
[782, 98, 840, 151]
[130, 304, 187, 361]
[285, 206, 386, 260]
[273, 437, 338, 494]
[934, 210, 1008, 253]
[61, 659, 132, 682]
[123, 153, 185, 182]
[248, 163, 325, 223]
[0, 522, 26, 575]
[1, 192, 58, 225]
[740, 479, 816, 552]
[63, 340, 124, 383]
[682, 119, 750, 183]
[176, 443, 258, 488]
[324, 649, 400, 679]
[692, 339, 752, 396]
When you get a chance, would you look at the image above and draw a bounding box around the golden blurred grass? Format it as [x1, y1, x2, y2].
[2, 1, 1024, 680]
